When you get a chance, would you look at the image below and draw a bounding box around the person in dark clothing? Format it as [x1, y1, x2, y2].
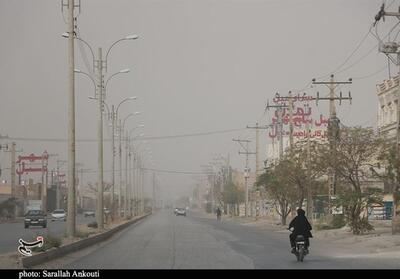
[216, 207, 222, 220]
[288, 208, 312, 253]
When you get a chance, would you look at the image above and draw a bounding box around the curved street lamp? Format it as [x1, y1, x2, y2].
[105, 69, 130, 91]
[67, 32, 138, 230]
[105, 35, 139, 68]
[63, 33, 95, 71]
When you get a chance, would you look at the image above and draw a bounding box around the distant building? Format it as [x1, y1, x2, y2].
[376, 76, 399, 194]
[231, 169, 256, 192]
[377, 75, 399, 140]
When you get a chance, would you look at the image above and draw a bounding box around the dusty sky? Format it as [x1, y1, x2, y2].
[0, 0, 397, 202]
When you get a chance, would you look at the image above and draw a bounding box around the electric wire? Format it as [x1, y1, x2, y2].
[353, 64, 388, 80]
[1, 128, 246, 143]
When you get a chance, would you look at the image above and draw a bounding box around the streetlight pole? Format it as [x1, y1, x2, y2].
[131, 137, 146, 215]
[118, 119, 123, 217]
[111, 105, 116, 217]
[96, 47, 104, 230]
[70, 31, 138, 224]
[125, 130, 129, 218]
[66, 0, 76, 238]
[121, 112, 141, 215]
[128, 142, 133, 217]
[114, 97, 138, 217]
[127, 125, 144, 217]
[75, 69, 132, 222]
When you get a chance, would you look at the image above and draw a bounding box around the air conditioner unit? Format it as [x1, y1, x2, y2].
[379, 42, 399, 54]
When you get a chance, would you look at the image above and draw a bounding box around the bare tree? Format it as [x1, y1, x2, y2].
[321, 127, 384, 235]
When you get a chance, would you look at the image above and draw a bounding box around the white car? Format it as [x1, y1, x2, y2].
[51, 209, 66, 221]
[175, 208, 186, 216]
[84, 211, 95, 217]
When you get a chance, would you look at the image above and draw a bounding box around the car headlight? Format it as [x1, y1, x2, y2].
[25, 219, 31, 221]
[38, 219, 45, 221]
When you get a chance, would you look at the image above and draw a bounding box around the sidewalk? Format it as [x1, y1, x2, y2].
[217, 213, 400, 256]
[312, 220, 400, 255]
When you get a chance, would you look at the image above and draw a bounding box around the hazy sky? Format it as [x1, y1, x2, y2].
[0, 0, 397, 201]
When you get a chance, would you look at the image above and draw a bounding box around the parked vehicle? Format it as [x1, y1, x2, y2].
[51, 209, 66, 221]
[84, 211, 95, 217]
[24, 210, 47, 229]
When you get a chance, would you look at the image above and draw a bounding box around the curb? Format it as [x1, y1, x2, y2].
[21, 213, 151, 268]
[0, 218, 24, 224]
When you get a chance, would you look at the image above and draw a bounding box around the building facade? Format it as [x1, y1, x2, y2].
[377, 75, 399, 140]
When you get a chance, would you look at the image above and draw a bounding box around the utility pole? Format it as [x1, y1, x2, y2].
[266, 102, 289, 159]
[133, 154, 137, 216]
[41, 153, 49, 213]
[10, 142, 16, 198]
[125, 131, 129, 218]
[312, 74, 352, 214]
[289, 91, 294, 149]
[56, 160, 66, 209]
[118, 119, 123, 217]
[152, 172, 156, 212]
[374, 3, 400, 234]
[63, 0, 78, 238]
[140, 159, 144, 214]
[136, 156, 141, 215]
[56, 163, 60, 210]
[111, 105, 116, 217]
[247, 123, 269, 178]
[3, 143, 22, 199]
[128, 141, 133, 217]
[305, 115, 313, 221]
[233, 139, 256, 217]
[0, 144, 9, 183]
[142, 162, 145, 214]
[270, 91, 297, 151]
[95, 47, 104, 230]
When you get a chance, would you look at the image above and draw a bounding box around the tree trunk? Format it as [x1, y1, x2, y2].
[281, 214, 287, 226]
[392, 190, 399, 234]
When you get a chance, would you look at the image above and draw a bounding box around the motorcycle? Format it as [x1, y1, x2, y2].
[288, 228, 308, 262]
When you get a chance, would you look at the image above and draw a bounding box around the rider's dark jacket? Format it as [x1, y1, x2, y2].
[288, 209, 313, 238]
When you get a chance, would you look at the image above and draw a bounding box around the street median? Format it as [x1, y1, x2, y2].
[21, 213, 151, 268]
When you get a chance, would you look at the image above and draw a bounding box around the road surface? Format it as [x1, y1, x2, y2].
[37, 210, 400, 269]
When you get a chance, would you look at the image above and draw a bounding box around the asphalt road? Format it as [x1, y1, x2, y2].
[0, 214, 95, 254]
[38, 209, 400, 269]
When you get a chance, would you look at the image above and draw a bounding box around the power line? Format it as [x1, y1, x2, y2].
[329, 24, 374, 75]
[316, 15, 400, 80]
[353, 64, 388, 80]
[142, 168, 211, 175]
[75, 167, 211, 175]
[0, 128, 246, 143]
[137, 128, 246, 140]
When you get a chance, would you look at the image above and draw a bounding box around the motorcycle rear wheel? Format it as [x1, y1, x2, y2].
[298, 246, 304, 262]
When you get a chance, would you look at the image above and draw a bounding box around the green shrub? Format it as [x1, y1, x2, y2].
[75, 230, 90, 238]
[87, 222, 98, 228]
[331, 214, 346, 229]
[32, 235, 61, 252]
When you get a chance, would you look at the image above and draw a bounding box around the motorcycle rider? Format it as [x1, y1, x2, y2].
[288, 208, 312, 254]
